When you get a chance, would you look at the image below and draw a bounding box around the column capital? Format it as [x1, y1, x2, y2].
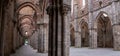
[46, 5, 57, 16]
[46, 4, 71, 16]
[62, 4, 71, 15]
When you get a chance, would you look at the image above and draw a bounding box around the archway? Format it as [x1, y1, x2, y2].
[97, 12, 113, 48]
[80, 20, 89, 47]
[70, 25, 75, 46]
[16, 2, 38, 38]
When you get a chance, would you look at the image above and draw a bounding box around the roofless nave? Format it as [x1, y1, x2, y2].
[0, 0, 120, 56]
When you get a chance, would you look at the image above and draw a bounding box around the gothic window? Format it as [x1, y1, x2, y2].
[82, 0, 86, 8]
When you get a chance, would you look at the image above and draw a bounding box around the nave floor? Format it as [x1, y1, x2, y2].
[10, 45, 120, 56]
[70, 47, 120, 56]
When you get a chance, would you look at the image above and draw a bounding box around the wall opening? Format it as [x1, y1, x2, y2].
[70, 28, 75, 46]
[81, 21, 89, 47]
[97, 13, 113, 48]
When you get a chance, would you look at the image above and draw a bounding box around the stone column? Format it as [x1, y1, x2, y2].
[113, 24, 120, 50]
[13, 26, 17, 53]
[37, 22, 47, 53]
[43, 23, 48, 52]
[75, 31, 81, 48]
[46, 0, 68, 56]
[30, 31, 38, 49]
[37, 22, 45, 53]
[88, 0, 97, 49]
[0, 0, 4, 55]
[63, 4, 71, 56]
[112, 1, 120, 50]
[89, 28, 97, 49]
[0, 0, 3, 56]
[75, 19, 81, 48]
[88, 12, 97, 49]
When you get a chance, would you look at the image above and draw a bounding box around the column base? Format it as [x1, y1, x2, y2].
[114, 47, 120, 51]
[75, 46, 81, 48]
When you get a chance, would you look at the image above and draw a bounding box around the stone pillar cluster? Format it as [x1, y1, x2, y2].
[113, 24, 120, 50]
[75, 19, 81, 48]
[46, 4, 63, 56]
[63, 4, 71, 56]
[37, 21, 45, 53]
[89, 28, 97, 48]
[46, 0, 71, 56]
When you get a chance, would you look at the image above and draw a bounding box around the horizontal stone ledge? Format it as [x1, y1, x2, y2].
[112, 23, 120, 26]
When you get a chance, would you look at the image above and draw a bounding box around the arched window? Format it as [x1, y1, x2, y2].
[82, 0, 86, 8]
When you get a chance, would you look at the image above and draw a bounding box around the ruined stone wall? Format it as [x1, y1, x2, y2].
[0, 0, 25, 56]
[29, 31, 38, 49]
[91, 1, 115, 25]
[73, 0, 120, 49]
[3, 1, 15, 56]
[73, 0, 89, 48]
[90, 0, 120, 49]
[88, 0, 120, 49]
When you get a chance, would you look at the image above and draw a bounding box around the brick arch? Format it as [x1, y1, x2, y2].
[18, 15, 34, 27]
[16, 2, 39, 13]
[18, 16, 36, 38]
[16, 2, 39, 28]
[16, 2, 38, 38]
[19, 15, 33, 24]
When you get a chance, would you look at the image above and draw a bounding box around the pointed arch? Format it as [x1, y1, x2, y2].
[70, 24, 75, 46]
[94, 11, 112, 28]
[16, 2, 39, 13]
[95, 11, 113, 48]
[79, 19, 89, 47]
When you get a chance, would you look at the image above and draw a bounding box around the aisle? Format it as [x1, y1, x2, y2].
[10, 45, 48, 56]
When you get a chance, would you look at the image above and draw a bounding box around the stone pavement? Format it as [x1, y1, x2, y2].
[10, 45, 120, 56]
[10, 45, 48, 56]
[70, 47, 120, 56]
